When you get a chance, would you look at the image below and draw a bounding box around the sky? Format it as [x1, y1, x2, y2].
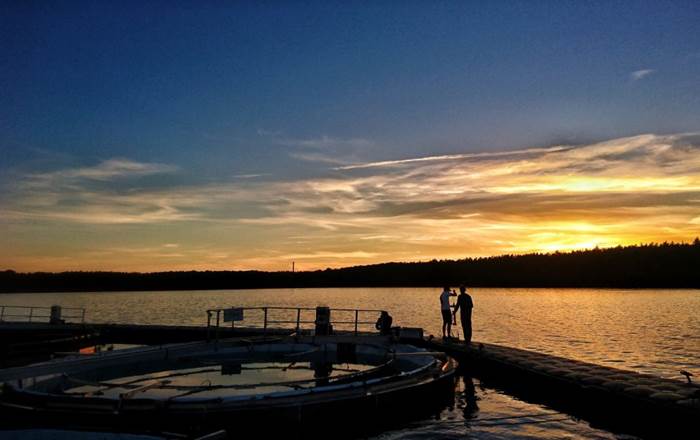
[1, 1, 700, 272]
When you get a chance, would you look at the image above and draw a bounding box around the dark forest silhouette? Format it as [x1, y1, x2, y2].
[2, 240, 699, 293]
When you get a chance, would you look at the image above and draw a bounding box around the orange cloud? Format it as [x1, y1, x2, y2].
[2, 133, 700, 271]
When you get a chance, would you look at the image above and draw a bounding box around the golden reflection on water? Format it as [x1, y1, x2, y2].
[3, 287, 698, 378]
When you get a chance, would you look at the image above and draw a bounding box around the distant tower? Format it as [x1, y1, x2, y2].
[292, 261, 295, 273]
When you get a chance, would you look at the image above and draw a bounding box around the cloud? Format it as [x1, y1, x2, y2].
[3, 133, 700, 271]
[277, 135, 374, 164]
[334, 146, 571, 170]
[3, 159, 187, 224]
[21, 159, 177, 192]
[229, 133, 700, 263]
[278, 135, 373, 150]
[233, 173, 267, 179]
[630, 69, 655, 81]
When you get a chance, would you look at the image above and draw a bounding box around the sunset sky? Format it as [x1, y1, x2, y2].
[2, 1, 700, 272]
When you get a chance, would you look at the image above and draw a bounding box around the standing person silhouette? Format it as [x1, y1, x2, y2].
[440, 286, 456, 339]
[453, 285, 474, 344]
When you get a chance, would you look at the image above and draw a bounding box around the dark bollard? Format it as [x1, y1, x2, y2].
[50, 305, 64, 325]
[315, 306, 332, 335]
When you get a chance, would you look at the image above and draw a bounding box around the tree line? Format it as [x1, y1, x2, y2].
[2, 240, 699, 293]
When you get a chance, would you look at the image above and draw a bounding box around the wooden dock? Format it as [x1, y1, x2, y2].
[418, 337, 700, 438]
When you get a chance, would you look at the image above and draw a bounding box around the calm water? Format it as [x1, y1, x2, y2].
[2, 287, 698, 439]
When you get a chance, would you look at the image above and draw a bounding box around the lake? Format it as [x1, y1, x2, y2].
[2, 287, 698, 439]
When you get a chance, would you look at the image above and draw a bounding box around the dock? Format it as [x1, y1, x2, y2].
[418, 337, 700, 438]
[2, 304, 699, 438]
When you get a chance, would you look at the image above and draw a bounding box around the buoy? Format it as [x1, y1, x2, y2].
[649, 391, 684, 402]
[601, 380, 628, 392]
[675, 387, 700, 398]
[677, 398, 700, 410]
[580, 375, 607, 386]
[563, 371, 589, 381]
[651, 383, 682, 392]
[624, 385, 656, 398]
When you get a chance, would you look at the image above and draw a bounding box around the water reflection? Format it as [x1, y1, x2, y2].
[460, 375, 479, 423]
[377, 372, 639, 439]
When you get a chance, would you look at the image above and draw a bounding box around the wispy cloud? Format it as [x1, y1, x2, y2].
[278, 135, 373, 150]
[233, 173, 267, 179]
[630, 69, 655, 81]
[334, 146, 571, 170]
[3, 134, 700, 271]
[277, 135, 374, 165]
[28, 158, 177, 183]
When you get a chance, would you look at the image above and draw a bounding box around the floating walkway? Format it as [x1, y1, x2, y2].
[419, 338, 700, 438]
[3, 304, 700, 439]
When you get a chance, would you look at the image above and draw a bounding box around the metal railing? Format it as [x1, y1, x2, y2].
[205, 306, 385, 340]
[0, 305, 86, 323]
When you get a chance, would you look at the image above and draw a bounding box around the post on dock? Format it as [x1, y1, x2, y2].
[215, 310, 221, 349]
[50, 305, 64, 325]
[315, 306, 332, 335]
[206, 310, 212, 342]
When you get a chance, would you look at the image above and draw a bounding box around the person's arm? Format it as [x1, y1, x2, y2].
[453, 298, 460, 315]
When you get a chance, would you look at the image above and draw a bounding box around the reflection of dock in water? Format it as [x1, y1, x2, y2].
[419, 337, 700, 439]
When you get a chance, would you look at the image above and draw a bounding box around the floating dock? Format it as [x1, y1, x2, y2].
[2, 305, 699, 439]
[0, 334, 456, 439]
[418, 338, 700, 438]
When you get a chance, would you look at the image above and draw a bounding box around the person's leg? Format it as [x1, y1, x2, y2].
[446, 311, 452, 338]
[441, 310, 450, 338]
[462, 312, 472, 344]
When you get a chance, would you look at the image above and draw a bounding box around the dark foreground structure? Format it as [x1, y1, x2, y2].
[1, 306, 699, 439]
[0, 336, 456, 439]
[420, 338, 700, 439]
[0, 307, 456, 439]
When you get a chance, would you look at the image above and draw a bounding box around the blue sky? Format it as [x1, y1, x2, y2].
[1, 1, 700, 271]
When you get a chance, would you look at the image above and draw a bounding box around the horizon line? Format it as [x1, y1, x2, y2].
[4, 238, 697, 275]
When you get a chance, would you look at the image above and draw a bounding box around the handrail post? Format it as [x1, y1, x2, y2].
[28, 307, 34, 322]
[263, 307, 268, 338]
[215, 310, 221, 350]
[206, 310, 212, 342]
[296, 308, 301, 334]
[81, 309, 86, 323]
[0, 306, 4, 322]
[354, 310, 359, 336]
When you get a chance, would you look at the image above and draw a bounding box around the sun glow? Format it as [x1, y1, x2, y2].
[2, 134, 700, 271]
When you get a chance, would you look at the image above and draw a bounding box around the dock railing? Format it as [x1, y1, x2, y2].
[205, 306, 385, 341]
[0, 305, 86, 324]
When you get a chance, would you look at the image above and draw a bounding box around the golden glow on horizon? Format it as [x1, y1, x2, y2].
[1, 133, 700, 272]
[491, 176, 700, 194]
